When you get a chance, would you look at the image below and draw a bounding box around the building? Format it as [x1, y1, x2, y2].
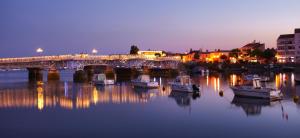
[277, 28, 300, 63]
[240, 41, 265, 53]
[238, 41, 266, 63]
[137, 50, 166, 58]
[185, 49, 230, 63]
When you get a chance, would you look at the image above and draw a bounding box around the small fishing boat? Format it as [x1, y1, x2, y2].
[93, 74, 115, 85]
[169, 75, 200, 93]
[260, 76, 271, 82]
[231, 77, 282, 100]
[244, 74, 270, 82]
[243, 74, 258, 81]
[132, 75, 159, 88]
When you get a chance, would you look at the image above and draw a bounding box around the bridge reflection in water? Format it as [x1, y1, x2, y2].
[0, 82, 171, 110]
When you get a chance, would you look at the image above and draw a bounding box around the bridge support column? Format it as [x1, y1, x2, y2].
[27, 68, 43, 82]
[47, 69, 60, 81]
[84, 66, 94, 82]
[73, 70, 88, 83]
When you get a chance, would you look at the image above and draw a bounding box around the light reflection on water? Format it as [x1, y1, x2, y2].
[0, 71, 299, 110]
[0, 70, 300, 137]
[0, 82, 172, 110]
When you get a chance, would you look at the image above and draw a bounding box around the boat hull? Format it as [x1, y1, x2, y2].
[171, 84, 198, 93]
[94, 80, 115, 85]
[231, 86, 281, 100]
[132, 82, 159, 89]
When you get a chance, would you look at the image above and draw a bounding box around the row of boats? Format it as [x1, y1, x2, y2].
[92, 73, 284, 100]
[93, 74, 201, 93]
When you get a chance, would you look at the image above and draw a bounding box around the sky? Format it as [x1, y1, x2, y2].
[0, 0, 300, 57]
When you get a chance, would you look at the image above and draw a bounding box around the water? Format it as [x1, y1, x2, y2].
[0, 70, 300, 138]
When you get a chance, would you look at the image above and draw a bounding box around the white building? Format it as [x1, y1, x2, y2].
[277, 28, 300, 63]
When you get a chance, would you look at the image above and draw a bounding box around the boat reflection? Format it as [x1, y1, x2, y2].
[0, 82, 169, 110]
[168, 91, 200, 107]
[231, 96, 278, 116]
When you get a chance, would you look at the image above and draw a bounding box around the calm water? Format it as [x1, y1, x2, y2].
[0, 70, 300, 138]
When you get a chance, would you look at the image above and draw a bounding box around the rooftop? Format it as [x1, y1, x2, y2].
[242, 41, 265, 49]
[278, 34, 294, 39]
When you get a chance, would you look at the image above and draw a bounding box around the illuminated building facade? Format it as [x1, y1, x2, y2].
[239, 41, 265, 63]
[137, 50, 166, 59]
[277, 28, 300, 63]
[185, 50, 230, 63]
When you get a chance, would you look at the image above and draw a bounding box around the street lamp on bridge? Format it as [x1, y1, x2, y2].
[36, 48, 44, 53]
[92, 48, 98, 55]
[36, 48, 44, 56]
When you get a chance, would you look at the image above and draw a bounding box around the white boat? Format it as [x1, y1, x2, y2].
[132, 75, 159, 88]
[93, 74, 115, 85]
[244, 74, 270, 82]
[260, 76, 270, 82]
[170, 75, 200, 93]
[231, 77, 282, 100]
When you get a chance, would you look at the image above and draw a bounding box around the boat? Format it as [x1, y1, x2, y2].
[93, 74, 115, 85]
[243, 74, 258, 81]
[169, 75, 200, 93]
[260, 76, 270, 82]
[243, 74, 270, 82]
[131, 75, 159, 88]
[230, 77, 282, 100]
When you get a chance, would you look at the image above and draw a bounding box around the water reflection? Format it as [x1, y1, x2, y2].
[0, 82, 171, 110]
[169, 91, 200, 109]
[231, 96, 274, 116]
[0, 72, 299, 112]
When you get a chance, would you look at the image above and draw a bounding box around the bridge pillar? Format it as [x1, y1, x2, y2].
[73, 70, 88, 83]
[27, 68, 43, 82]
[47, 69, 60, 81]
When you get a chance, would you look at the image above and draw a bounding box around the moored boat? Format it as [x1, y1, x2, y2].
[230, 77, 282, 100]
[170, 75, 200, 93]
[93, 74, 115, 85]
[132, 75, 159, 88]
[243, 74, 270, 82]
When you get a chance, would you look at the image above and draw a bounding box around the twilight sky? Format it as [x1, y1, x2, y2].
[0, 0, 300, 57]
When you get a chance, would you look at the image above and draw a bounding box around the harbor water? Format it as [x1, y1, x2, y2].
[0, 70, 300, 138]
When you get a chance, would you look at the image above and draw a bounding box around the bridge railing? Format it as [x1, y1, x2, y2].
[0, 54, 182, 64]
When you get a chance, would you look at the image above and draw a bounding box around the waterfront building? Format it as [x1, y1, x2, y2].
[240, 40, 265, 53]
[239, 41, 265, 63]
[137, 50, 166, 58]
[185, 49, 230, 63]
[277, 28, 300, 63]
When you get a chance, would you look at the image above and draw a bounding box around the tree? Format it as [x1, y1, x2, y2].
[229, 48, 240, 58]
[155, 53, 161, 57]
[193, 52, 200, 60]
[130, 45, 139, 54]
[250, 48, 263, 58]
[262, 48, 276, 61]
[220, 55, 228, 60]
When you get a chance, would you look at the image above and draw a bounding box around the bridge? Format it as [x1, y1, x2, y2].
[0, 54, 182, 82]
[0, 54, 181, 69]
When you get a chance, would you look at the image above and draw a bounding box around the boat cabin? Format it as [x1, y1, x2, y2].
[94, 74, 106, 81]
[137, 75, 151, 82]
[253, 78, 262, 89]
[175, 76, 192, 85]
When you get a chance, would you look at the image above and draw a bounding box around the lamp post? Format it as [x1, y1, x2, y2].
[92, 48, 98, 55]
[36, 48, 43, 56]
